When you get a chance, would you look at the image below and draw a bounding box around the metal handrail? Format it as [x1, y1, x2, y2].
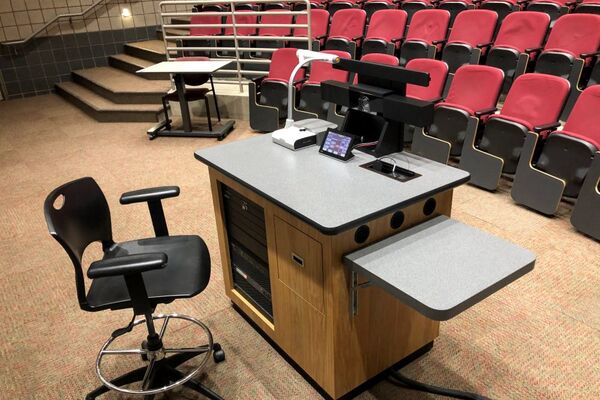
[1, 0, 107, 46]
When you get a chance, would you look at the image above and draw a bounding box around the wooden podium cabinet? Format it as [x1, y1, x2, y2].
[208, 169, 454, 399]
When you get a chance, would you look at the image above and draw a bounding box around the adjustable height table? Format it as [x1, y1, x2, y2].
[138, 60, 235, 140]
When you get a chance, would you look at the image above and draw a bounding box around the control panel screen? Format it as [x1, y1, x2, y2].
[319, 130, 355, 161]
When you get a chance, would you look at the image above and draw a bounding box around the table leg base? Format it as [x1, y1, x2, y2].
[147, 120, 235, 141]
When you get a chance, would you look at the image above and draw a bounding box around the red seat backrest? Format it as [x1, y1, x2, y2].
[544, 14, 600, 59]
[329, 9, 367, 41]
[190, 13, 222, 36]
[562, 85, 600, 146]
[500, 73, 570, 127]
[365, 10, 407, 42]
[442, 65, 504, 113]
[259, 10, 294, 36]
[405, 59, 449, 101]
[294, 9, 330, 39]
[306, 51, 352, 84]
[360, 53, 400, 65]
[447, 10, 497, 48]
[405, 9, 450, 44]
[267, 48, 305, 82]
[224, 11, 257, 36]
[492, 12, 549, 53]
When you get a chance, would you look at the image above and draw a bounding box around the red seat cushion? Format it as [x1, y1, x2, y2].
[560, 85, 600, 149]
[405, 59, 448, 101]
[306, 51, 352, 84]
[492, 11, 550, 54]
[441, 65, 504, 114]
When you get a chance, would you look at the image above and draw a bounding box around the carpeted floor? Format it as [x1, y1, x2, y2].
[0, 94, 598, 400]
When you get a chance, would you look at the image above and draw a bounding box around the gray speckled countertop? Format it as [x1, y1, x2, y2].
[195, 134, 470, 234]
[344, 216, 536, 320]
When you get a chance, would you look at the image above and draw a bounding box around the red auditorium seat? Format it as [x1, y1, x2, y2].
[295, 50, 352, 119]
[362, 9, 408, 56]
[511, 85, 600, 214]
[249, 48, 306, 131]
[575, 0, 600, 14]
[363, 0, 397, 21]
[354, 53, 400, 84]
[328, 0, 361, 16]
[216, 11, 257, 58]
[459, 73, 570, 190]
[485, 11, 550, 92]
[480, 0, 520, 25]
[403, 59, 449, 144]
[325, 8, 367, 58]
[412, 65, 504, 163]
[399, 9, 450, 66]
[534, 14, 600, 89]
[437, 0, 478, 27]
[401, 0, 436, 25]
[291, 9, 330, 50]
[252, 10, 294, 60]
[526, 0, 575, 24]
[293, 0, 328, 11]
[185, 13, 223, 57]
[441, 10, 498, 73]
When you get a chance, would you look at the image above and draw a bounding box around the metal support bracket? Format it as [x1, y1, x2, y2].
[350, 270, 372, 316]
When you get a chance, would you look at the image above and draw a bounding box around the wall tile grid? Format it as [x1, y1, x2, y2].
[0, 0, 189, 99]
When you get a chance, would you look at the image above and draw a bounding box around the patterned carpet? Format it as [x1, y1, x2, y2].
[0, 94, 598, 399]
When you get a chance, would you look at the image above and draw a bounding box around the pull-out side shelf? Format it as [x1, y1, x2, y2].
[344, 216, 535, 321]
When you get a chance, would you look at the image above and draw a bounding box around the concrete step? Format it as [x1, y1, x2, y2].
[157, 27, 189, 41]
[71, 66, 171, 104]
[55, 81, 164, 123]
[108, 53, 169, 80]
[124, 40, 168, 63]
[171, 17, 190, 25]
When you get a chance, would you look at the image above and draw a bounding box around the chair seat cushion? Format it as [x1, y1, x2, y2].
[86, 235, 210, 311]
[164, 88, 210, 102]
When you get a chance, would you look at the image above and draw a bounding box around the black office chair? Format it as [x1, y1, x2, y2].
[44, 177, 225, 399]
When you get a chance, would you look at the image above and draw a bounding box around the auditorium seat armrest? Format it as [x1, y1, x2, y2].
[477, 42, 493, 49]
[533, 122, 561, 133]
[432, 39, 447, 45]
[475, 107, 497, 117]
[316, 34, 327, 40]
[524, 47, 543, 54]
[352, 35, 363, 41]
[120, 186, 180, 205]
[391, 37, 404, 43]
[580, 51, 600, 60]
[88, 253, 168, 279]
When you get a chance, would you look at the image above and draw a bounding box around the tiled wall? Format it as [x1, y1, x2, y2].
[0, 0, 195, 99]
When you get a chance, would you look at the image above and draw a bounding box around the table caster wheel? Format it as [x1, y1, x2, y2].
[213, 343, 225, 363]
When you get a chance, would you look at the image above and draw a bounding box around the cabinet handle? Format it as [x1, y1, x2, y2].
[291, 253, 304, 267]
[241, 200, 248, 211]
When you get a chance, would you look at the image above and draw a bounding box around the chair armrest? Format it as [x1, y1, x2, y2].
[475, 107, 497, 117]
[580, 51, 600, 60]
[432, 39, 447, 45]
[477, 42, 493, 49]
[533, 122, 561, 133]
[352, 35, 363, 41]
[251, 76, 265, 86]
[88, 253, 168, 279]
[315, 34, 327, 40]
[391, 37, 404, 44]
[524, 47, 543, 55]
[293, 77, 308, 86]
[120, 186, 180, 205]
[431, 0, 441, 5]
[516, 0, 529, 4]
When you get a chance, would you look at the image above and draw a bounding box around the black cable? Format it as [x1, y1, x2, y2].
[388, 369, 491, 400]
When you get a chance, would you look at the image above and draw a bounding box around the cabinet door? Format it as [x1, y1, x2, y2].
[274, 217, 324, 313]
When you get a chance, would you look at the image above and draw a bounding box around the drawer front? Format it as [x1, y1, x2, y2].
[274, 217, 324, 313]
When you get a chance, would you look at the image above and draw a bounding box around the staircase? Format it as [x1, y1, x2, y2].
[54, 16, 201, 122]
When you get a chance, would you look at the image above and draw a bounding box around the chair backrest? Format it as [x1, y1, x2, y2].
[447, 10, 497, 47]
[360, 52, 400, 65]
[562, 85, 600, 146]
[500, 73, 570, 127]
[258, 10, 294, 36]
[492, 11, 549, 53]
[306, 50, 352, 84]
[405, 59, 449, 101]
[442, 65, 504, 112]
[267, 48, 305, 82]
[329, 9, 367, 40]
[365, 10, 408, 42]
[405, 9, 450, 44]
[543, 14, 600, 58]
[44, 177, 114, 310]
[224, 11, 258, 35]
[190, 13, 222, 36]
[294, 9, 330, 39]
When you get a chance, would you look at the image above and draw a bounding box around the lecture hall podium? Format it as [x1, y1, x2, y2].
[195, 61, 534, 399]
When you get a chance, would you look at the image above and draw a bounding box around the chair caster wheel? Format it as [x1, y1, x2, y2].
[213, 343, 225, 363]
